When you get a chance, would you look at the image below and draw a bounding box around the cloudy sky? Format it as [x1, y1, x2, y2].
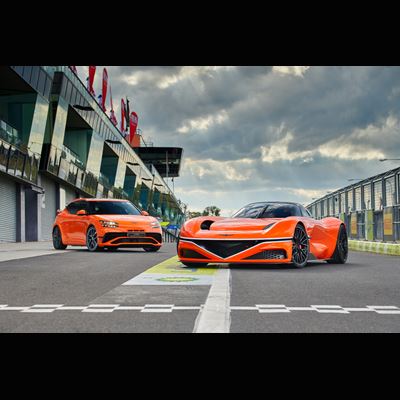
[77, 66, 400, 216]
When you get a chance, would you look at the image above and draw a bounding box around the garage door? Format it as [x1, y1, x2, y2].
[40, 175, 57, 241]
[0, 175, 17, 242]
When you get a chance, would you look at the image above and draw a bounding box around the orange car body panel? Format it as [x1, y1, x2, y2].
[53, 199, 162, 248]
[178, 216, 343, 264]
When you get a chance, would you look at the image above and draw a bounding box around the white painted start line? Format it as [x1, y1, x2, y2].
[0, 304, 399, 314]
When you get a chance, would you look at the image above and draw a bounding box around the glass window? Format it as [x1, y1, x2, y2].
[88, 200, 141, 215]
[61, 79, 68, 99]
[37, 70, 46, 94]
[23, 66, 33, 82]
[66, 81, 72, 102]
[66, 201, 86, 214]
[256, 203, 302, 218]
[44, 76, 51, 98]
[300, 205, 312, 217]
[31, 67, 40, 88]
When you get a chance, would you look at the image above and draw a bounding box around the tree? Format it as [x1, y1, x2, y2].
[187, 211, 202, 219]
[202, 206, 221, 217]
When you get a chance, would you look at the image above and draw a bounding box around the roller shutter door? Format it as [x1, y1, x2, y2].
[40, 175, 57, 240]
[0, 176, 17, 242]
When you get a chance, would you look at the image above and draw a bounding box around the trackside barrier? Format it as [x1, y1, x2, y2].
[162, 227, 179, 243]
[349, 240, 400, 256]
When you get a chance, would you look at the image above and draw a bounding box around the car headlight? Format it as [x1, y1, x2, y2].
[151, 221, 161, 229]
[100, 220, 119, 228]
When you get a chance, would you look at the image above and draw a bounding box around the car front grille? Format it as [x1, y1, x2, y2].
[102, 232, 162, 244]
[188, 239, 266, 259]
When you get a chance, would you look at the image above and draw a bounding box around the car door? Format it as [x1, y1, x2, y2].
[65, 201, 87, 245]
[75, 201, 90, 244]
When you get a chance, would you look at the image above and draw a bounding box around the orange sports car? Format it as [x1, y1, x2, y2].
[52, 198, 162, 252]
[177, 202, 348, 268]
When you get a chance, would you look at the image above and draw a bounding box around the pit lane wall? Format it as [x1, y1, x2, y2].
[306, 166, 400, 256]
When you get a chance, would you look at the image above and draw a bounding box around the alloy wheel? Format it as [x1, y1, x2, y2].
[292, 225, 309, 267]
[87, 226, 98, 252]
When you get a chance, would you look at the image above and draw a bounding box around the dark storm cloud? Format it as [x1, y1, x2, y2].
[81, 65, 400, 210]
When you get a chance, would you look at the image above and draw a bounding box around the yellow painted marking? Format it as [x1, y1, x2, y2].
[146, 256, 218, 275]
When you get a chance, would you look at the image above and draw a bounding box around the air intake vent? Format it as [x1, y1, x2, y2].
[180, 249, 209, 259]
[244, 250, 287, 260]
[200, 220, 215, 230]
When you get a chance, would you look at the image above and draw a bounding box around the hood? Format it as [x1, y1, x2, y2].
[208, 218, 281, 231]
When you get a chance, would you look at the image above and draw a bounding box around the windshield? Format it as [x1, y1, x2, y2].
[88, 201, 141, 215]
[232, 203, 267, 218]
[232, 202, 301, 219]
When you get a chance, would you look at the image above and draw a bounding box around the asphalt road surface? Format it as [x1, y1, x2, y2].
[0, 243, 399, 332]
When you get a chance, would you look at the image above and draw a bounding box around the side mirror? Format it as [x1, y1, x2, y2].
[77, 209, 87, 216]
[141, 211, 149, 216]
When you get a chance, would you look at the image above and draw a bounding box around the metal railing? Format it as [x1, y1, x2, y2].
[162, 227, 179, 243]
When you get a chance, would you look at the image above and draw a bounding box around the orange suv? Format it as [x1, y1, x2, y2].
[52, 199, 162, 252]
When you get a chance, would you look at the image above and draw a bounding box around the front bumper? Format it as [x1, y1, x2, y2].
[99, 232, 162, 248]
[178, 237, 293, 264]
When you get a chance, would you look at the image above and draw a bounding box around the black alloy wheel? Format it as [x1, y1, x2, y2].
[86, 226, 99, 252]
[53, 226, 67, 250]
[327, 224, 348, 264]
[291, 224, 309, 268]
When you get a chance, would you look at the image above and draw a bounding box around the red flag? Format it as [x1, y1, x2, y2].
[88, 66, 96, 96]
[129, 111, 139, 145]
[121, 99, 126, 132]
[101, 68, 108, 112]
[109, 85, 118, 126]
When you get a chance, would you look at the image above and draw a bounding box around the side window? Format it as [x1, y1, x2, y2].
[67, 201, 85, 215]
[300, 205, 312, 217]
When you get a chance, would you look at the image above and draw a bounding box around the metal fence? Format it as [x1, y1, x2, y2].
[307, 167, 400, 243]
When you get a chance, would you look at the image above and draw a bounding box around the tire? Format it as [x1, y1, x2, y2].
[181, 262, 208, 268]
[291, 224, 309, 268]
[52, 226, 67, 250]
[86, 226, 100, 252]
[143, 246, 161, 252]
[327, 224, 348, 264]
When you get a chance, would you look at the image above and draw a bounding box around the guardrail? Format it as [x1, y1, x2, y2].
[162, 227, 179, 243]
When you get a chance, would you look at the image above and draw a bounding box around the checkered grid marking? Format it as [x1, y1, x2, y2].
[0, 304, 399, 314]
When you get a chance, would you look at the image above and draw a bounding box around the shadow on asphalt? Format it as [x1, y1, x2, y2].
[226, 261, 360, 272]
[66, 249, 171, 254]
